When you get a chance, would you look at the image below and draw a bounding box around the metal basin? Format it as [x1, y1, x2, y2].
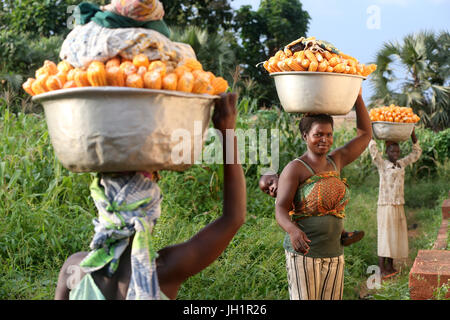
[271, 71, 365, 115]
[372, 121, 415, 142]
[32, 87, 217, 173]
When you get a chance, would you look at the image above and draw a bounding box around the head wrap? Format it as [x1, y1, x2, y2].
[103, 0, 165, 21]
[79, 172, 163, 300]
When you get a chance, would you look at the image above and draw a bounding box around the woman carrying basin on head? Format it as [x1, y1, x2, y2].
[55, 93, 246, 300]
[369, 129, 421, 279]
[275, 87, 371, 300]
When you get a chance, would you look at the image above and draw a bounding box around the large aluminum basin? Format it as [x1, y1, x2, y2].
[32, 87, 217, 173]
[372, 121, 415, 142]
[271, 71, 365, 115]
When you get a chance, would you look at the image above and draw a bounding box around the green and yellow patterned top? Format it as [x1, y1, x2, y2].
[284, 156, 350, 258]
[291, 156, 349, 220]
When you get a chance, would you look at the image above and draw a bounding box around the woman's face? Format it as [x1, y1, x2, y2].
[303, 122, 334, 155]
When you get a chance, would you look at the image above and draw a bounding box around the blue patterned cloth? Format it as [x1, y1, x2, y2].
[79, 172, 163, 300]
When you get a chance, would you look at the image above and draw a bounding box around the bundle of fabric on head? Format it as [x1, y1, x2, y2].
[79, 172, 163, 300]
[60, 1, 195, 69]
[102, 0, 165, 21]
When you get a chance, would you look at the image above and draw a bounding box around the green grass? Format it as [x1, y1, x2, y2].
[0, 102, 448, 300]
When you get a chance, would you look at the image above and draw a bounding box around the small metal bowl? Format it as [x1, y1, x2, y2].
[372, 121, 415, 142]
[32, 87, 218, 173]
[271, 71, 365, 115]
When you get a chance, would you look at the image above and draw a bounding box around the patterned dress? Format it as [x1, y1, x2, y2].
[369, 140, 422, 259]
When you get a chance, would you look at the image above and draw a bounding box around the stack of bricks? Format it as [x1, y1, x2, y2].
[408, 191, 450, 300]
[434, 191, 450, 250]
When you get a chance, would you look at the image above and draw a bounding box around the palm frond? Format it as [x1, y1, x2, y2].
[369, 30, 450, 130]
[169, 26, 208, 54]
[168, 26, 236, 81]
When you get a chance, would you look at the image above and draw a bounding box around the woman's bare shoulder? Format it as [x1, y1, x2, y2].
[66, 252, 89, 265]
[280, 158, 312, 182]
[59, 251, 89, 277]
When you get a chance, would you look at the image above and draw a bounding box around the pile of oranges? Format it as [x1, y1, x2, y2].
[22, 55, 228, 97]
[262, 37, 377, 77]
[370, 105, 420, 123]
[264, 49, 377, 77]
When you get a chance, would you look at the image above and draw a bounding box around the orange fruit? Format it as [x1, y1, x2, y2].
[133, 54, 150, 69]
[126, 73, 144, 88]
[148, 61, 167, 77]
[106, 57, 121, 69]
[120, 61, 138, 76]
[143, 70, 162, 90]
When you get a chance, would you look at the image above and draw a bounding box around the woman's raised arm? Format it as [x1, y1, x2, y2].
[156, 93, 246, 298]
[330, 87, 372, 169]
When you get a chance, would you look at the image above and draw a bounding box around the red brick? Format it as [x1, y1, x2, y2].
[433, 219, 448, 250]
[442, 199, 450, 220]
[409, 250, 450, 300]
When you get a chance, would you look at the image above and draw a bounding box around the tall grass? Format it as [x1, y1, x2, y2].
[0, 100, 448, 300]
[0, 103, 95, 298]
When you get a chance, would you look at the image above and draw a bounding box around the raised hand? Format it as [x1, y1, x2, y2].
[411, 127, 417, 144]
[212, 92, 238, 133]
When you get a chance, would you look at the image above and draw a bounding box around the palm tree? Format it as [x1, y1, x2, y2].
[370, 30, 450, 131]
[169, 26, 237, 81]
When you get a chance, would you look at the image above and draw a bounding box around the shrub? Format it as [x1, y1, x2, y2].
[403, 128, 450, 178]
[0, 0, 81, 37]
[0, 29, 64, 78]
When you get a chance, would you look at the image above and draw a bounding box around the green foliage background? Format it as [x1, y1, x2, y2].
[1, 98, 448, 300]
[233, 0, 310, 106]
[0, 0, 449, 300]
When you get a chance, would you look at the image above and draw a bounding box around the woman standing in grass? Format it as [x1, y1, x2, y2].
[275, 88, 372, 300]
[369, 130, 421, 278]
[55, 93, 247, 300]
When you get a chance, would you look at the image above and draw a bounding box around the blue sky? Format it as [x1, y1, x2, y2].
[230, 0, 450, 101]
